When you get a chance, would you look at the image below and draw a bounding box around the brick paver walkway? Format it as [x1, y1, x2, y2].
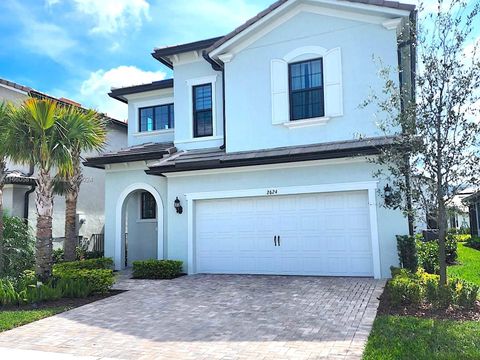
[0, 274, 385, 359]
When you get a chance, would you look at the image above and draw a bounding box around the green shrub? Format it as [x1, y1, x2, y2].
[1, 214, 35, 278]
[53, 257, 113, 272]
[53, 269, 114, 294]
[396, 235, 418, 272]
[389, 268, 478, 310]
[450, 234, 471, 242]
[53, 248, 64, 263]
[466, 236, 480, 250]
[132, 259, 183, 279]
[56, 277, 93, 298]
[387, 272, 423, 306]
[416, 240, 439, 274]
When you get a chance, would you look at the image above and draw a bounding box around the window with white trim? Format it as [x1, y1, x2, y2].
[193, 83, 213, 137]
[271, 47, 343, 126]
[139, 104, 174, 132]
[289, 58, 324, 121]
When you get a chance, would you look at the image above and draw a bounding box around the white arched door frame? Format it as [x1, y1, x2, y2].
[115, 183, 164, 270]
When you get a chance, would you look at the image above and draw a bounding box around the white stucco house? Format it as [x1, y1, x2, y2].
[85, 0, 416, 278]
[0, 78, 128, 248]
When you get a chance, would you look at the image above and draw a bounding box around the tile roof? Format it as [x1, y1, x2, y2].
[109, 79, 174, 104]
[84, 142, 175, 169]
[146, 136, 397, 174]
[4, 170, 36, 185]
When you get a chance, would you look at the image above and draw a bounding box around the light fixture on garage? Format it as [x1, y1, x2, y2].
[174, 197, 183, 214]
[384, 184, 394, 207]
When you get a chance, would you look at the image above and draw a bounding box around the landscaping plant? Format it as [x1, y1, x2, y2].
[1, 214, 35, 278]
[132, 259, 183, 279]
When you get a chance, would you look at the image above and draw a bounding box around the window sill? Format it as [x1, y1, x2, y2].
[282, 117, 330, 128]
[136, 219, 157, 223]
[133, 129, 174, 137]
[175, 136, 223, 144]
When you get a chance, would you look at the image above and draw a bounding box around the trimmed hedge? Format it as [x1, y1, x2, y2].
[53, 269, 114, 295]
[132, 260, 183, 279]
[53, 258, 113, 271]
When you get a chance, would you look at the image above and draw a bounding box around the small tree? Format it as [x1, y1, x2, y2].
[365, 1, 480, 285]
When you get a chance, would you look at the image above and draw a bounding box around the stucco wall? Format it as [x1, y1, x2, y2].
[0, 85, 27, 104]
[224, 11, 398, 152]
[103, 163, 168, 264]
[126, 88, 175, 147]
[173, 60, 224, 151]
[104, 159, 407, 278]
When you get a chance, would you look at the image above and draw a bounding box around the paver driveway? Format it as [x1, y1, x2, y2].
[0, 274, 385, 359]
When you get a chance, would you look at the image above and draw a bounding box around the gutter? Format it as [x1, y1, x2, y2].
[202, 51, 227, 150]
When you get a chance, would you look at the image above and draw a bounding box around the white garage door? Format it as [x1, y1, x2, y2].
[195, 191, 373, 277]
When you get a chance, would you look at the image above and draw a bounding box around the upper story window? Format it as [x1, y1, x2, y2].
[139, 104, 174, 132]
[193, 84, 213, 138]
[140, 192, 156, 220]
[289, 58, 324, 121]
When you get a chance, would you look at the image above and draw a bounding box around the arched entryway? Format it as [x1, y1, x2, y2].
[115, 183, 164, 270]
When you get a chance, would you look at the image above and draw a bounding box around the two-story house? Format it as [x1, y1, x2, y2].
[85, 0, 416, 278]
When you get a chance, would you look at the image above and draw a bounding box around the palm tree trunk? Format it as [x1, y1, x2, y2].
[63, 153, 82, 262]
[35, 169, 54, 281]
[64, 191, 78, 261]
[0, 158, 6, 276]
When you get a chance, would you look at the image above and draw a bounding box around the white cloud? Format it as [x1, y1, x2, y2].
[21, 21, 76, 61]
[71, 0, 150, 35]
[78, 66, 166, 120]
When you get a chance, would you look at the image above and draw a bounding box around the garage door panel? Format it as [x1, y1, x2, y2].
[195, 190, 373, 277]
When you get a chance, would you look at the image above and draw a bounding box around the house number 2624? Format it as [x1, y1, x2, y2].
[267, 189, 278, 195]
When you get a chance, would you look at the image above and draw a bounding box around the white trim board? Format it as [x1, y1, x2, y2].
[162, 157, 372, 178]
[185, 181, 382, 279]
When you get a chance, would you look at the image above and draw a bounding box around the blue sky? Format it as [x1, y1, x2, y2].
[0, 0, 273, 120]
[0, 0, 477, 121]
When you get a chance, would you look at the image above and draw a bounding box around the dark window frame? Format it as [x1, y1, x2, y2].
[288, 57, 325, 121]
[138, 103, 174, 132]
[140, 192, 156, 220]
[192, 83, 213, 138]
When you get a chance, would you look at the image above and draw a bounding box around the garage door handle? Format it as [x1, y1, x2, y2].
[274, 235, 277, 246]
[278, 235, 281, 247]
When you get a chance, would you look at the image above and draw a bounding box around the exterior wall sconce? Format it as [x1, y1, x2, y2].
[384, 184, 394, 207]
[174, 197, 183, 214]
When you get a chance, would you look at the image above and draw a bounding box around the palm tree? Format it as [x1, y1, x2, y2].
[56, 106, 106, 261]
[7, 98, 73, 280]
[0, 102, 10, 275]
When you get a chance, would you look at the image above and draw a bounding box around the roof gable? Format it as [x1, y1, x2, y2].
[208, 0, 414, 60]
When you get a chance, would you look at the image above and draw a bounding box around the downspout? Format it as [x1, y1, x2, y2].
[202, 51, 227, 150]
[23, 163, 35, 224]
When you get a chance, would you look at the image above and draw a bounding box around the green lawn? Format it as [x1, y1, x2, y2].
[0, 307, 68, 332]
[448, 243, 480, 286]
[363, 315, 480, 360]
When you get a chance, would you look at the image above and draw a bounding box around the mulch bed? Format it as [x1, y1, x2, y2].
[377, 289, 480, 321]
[0, 290, 126, 312]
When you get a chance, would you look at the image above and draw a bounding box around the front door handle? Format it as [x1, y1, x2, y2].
[278, 235, 281, 247]
[274, 235, 277, 246]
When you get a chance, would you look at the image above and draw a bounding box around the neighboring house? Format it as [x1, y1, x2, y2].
[447, 189, 472, 230]
[0, 78, 128, 248]
[463, 192, 480, 237]
[85, 0, 416, 278]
